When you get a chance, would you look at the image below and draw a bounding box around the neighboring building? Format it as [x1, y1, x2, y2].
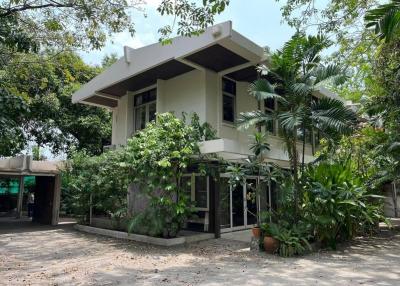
[72, 21, 339, 236]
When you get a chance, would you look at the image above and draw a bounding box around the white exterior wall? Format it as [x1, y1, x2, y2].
[110, 70, 314, 163]
[159, 70, 206, 121]
[111, 94, 131, 146]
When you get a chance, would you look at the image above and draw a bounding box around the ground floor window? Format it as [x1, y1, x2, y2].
[182, 174, 210, 232]
[182, 174, 209, 211]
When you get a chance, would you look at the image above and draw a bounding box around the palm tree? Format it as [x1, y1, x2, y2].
[365, 0, 400, 42]
[237, 34, 357, 218]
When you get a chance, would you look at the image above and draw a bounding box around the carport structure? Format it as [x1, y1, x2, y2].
[0, 156, 61, 225]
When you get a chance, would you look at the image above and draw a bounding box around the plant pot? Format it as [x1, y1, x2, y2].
[252, 226, 261, 238]
[263, 236, 279, 254]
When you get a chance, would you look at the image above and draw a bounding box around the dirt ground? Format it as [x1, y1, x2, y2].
[1, 220, 400, 286]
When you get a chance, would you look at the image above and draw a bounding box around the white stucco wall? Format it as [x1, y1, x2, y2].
[159, 70, 206, 121]
[111, 94, 130, 146]
[110, 70, 314, 162]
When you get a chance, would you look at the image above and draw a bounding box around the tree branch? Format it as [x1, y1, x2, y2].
[0, 2, 75, 17]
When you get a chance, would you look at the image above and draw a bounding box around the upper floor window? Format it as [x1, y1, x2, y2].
[222, 78, 236, 123]
[134, 88, 156, 131]
[264, 98, 275, 134]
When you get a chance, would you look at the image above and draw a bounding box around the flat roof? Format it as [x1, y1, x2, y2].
[0, 156, 61, 176]
[72, 21, 266, 108]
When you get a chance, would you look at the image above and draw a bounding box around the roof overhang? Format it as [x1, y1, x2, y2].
[72, 21, 265, 108]
[0, 156, 61, 177]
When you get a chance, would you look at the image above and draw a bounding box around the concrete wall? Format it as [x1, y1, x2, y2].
[110, 70, 314, 161]
[159, 70, 206, 121]
[111, 94, 131, 146]
[383, 183, 400, 218]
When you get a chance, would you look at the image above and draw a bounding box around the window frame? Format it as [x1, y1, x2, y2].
[264, 98, 276, 135]
[182, 173, 209, 211]
[133, 88, 157, 132]
[222, 77, 236, 124]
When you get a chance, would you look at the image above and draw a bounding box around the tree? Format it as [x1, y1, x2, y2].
[365, 0, 400, 43]
[0, 88, 28, 156]
[277, 1, 381, 102]
[125, 113, 200, 237]
[0, 52, 112, 156]
[0, 0, 230, 58]
[237, 34, 356, 218]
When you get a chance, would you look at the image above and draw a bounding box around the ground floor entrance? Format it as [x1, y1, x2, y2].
[0, 156, 61, 226]
[219, 176, 266, 233]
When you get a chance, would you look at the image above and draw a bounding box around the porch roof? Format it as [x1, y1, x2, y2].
[72, 21, 266, 108]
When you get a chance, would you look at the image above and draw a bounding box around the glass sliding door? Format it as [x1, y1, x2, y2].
[219, 178, 231, 229]
[245, 178, 258, 226]
[231, 184, 244, 227]
[220, 175, 261, 232]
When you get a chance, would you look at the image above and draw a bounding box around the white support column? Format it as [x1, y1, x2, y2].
[51, 174, 61, 225]
[16, 176, 24, 218]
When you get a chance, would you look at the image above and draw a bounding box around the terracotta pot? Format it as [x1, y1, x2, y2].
[263, 236, 279, 254]
[252, 227, 261, 238]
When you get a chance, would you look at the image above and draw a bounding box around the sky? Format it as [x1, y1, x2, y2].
[80, 0, 297, 65]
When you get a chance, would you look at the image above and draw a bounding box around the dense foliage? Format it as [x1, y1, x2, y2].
[0, 0, 230, 56]
[63, 112, 218, 237]
[61, 149, 130, 222]
[238, 33, 357, 218]
[0, 0, 230, 157]
[0, 52, 112, 157]
[125, 113, 201, 237]
[302, 161, 385, 249]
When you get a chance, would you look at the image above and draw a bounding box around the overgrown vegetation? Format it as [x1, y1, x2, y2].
[62, 112, 218, 238]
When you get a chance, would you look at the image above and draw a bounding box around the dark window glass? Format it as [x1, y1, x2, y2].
[222, 78, 236, 95]
[135, 106, 146, 131]
[195, 176, 208, 209]
[223, 95, 235, 122]
[148, 102, 156, 122]
[264, 98, 275, 110]
[181, 176, 192, 199]
[264, 110, 274, 134]
[134, 89, 157, 106]
[219, 178, 231, 228]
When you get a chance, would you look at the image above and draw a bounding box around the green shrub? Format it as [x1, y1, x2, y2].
[262, 221, 312, 257]
[302, 161, 386, 249]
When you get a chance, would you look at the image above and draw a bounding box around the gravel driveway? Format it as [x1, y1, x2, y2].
[1, 219, 400, 286]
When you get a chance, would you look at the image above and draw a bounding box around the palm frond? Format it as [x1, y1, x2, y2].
[237, 110, 274, 130]
[286, 82, 313, 98]
[312, 64, 348, 87]
[248, 79, 287, 103]
[311, 97, 357, 135]
[388, 142, 400, 152]
[278, 108, 306, 131]
[365, 0, 400, 42]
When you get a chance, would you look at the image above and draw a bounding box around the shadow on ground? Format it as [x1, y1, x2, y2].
[1, 219, 400, 285]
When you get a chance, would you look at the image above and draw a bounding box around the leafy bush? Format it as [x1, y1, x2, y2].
[61, 149, 130, 221]
[262, 221, 312, 257]
[302, 161, 386, 249]
[62, 112, 217, 237]
[124, 113, 208, 238]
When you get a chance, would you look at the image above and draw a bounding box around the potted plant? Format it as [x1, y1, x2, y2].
[261, 222, 280, 254]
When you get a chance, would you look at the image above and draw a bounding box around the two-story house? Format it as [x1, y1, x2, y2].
[72, 21, 338, 237]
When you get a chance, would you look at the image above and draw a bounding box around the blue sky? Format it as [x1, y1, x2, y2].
[80, 0, 296, 65]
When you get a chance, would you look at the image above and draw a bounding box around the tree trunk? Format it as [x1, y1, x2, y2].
[301, 124, 306, 173]
[257, 100, 262, 133]
[292, 131, 300, 222]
